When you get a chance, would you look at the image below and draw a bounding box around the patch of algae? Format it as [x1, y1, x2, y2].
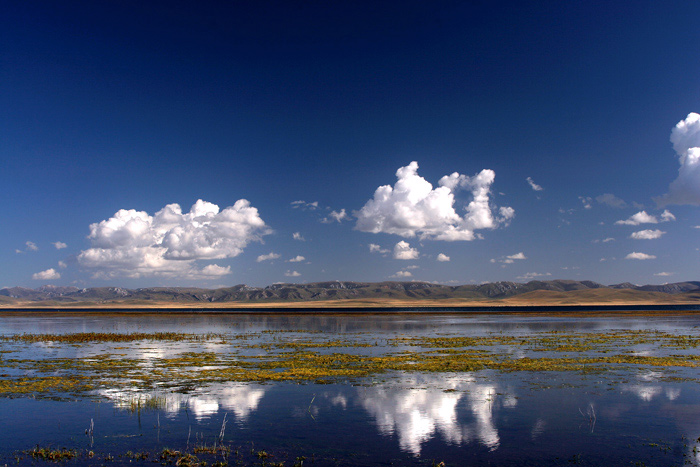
[1, 329, 699, 397]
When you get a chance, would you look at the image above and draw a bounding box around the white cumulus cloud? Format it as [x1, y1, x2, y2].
[53, 241, 67, 249]
[625, 252, 656, 260]
[355, 162, 514, 241]
[654, 272, 674, 277]
[630, 229, 665, 240]
[436, 253, 450, 262]
[58, 261, 67, 269]
[287, 256, 305, 263]
[391, 270, 413, 278]
[657, 112, 700, 206]
[284, 270, 301, 277]
[393, 241, 419, 260]
[257, 252, 280, 262]
[292, 232, 305, 241]
[26, 241, 38, 251]
[32, 268, 61, 280]
[78, 199, 269, 279]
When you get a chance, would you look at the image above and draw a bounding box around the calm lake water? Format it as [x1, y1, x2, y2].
[2, 312, 700, 466]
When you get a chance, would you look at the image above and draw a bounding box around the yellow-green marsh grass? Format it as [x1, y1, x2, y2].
[1, 329, 700, 397]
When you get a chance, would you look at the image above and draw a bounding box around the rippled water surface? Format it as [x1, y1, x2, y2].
[2, 312, 700, 466]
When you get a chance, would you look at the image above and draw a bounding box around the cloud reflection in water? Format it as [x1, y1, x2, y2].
[359, 374, 514, 455]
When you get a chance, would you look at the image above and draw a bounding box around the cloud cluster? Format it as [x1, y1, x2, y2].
[78, 199, 269, 279]
[658, 112, 700, 206]
[615, 210, 675, 226]
[355, 162, 514, 241]
[32, 268, 61, 280]
[393, 241, 419, 260]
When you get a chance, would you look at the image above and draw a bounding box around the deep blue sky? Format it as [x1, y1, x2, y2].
[2, 1, 700, 288]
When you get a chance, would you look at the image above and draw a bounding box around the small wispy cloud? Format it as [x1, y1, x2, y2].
[630, 229, 665, 240]
[290, 200, 318, 210]
[292, 232, 305, 241]
[369, 244, 390, 255]
[200, 264, 231, 276]
[625, 252, 656, 260]
[491, 252, 527, 264]
[436, 253, 450, 262]
[526, 177, 543, 192]
[53, 241, 67, 250]
[284, 270, 301, 277]
[322, 208, 350, 223]
[593, 237, 616, 243]
[287, 256, 305, 263]
[256, 252, 281, 262]
[518, 272, 551, 280]
[596, 193, 626, 208]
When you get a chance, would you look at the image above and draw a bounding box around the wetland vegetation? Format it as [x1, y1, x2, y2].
[2, 328, 700, 397]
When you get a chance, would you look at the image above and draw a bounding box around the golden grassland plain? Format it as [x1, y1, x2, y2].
[2, 328, 700, 397]
[1, 289, 700, 310]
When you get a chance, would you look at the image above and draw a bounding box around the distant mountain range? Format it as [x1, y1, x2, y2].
[1, 280, 700, 306]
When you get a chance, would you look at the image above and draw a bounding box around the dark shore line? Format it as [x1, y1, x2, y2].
[2, 303, 700, 314]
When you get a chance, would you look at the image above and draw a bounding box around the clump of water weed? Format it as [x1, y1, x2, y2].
[26, 446, 77, 461]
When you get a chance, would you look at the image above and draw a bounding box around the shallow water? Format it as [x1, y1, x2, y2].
[2, 312, 700, 466]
